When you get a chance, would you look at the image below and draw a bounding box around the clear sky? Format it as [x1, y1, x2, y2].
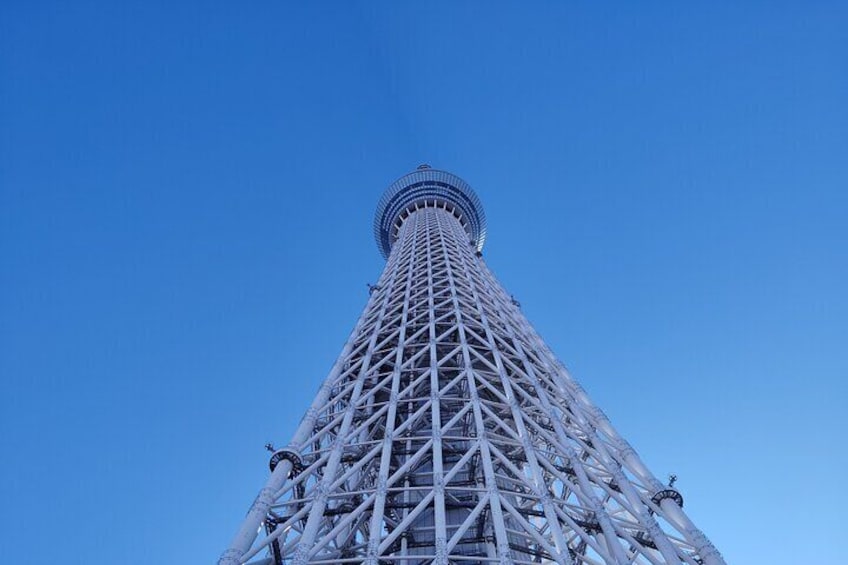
[1, 3, 846, 564]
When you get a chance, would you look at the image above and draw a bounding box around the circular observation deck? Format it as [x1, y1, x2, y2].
[374, 165, 487, 259]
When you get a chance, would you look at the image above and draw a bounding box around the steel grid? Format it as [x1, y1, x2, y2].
[218, 170, 724, 565]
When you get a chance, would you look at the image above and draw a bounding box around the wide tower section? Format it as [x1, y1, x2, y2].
[218, 166, 724, 565]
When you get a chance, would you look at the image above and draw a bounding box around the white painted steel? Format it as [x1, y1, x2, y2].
[218, 170, 724, 565]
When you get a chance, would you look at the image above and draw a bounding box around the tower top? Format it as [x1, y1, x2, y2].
[374, 167, 487, 259]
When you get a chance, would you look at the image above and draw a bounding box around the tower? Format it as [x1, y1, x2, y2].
[218, 166, 724, 565]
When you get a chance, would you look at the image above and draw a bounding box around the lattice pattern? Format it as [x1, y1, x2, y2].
[218, 197, 724, 565]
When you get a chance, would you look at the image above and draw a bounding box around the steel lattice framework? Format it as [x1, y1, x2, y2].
[218, 167, 724, 565]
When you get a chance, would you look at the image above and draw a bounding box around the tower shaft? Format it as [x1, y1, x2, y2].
[218, 169, 723, 565]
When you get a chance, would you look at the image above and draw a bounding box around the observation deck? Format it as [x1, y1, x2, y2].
[374, 165, 487, 259]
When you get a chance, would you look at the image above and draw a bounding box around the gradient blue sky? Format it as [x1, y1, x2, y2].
[2, 3, 846, 564]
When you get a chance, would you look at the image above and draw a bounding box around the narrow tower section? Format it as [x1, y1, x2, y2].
[218, 166, 724, 565]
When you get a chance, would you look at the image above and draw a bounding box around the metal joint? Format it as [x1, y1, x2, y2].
[651, 488, 684, 508]
[269, 448, 304, 474]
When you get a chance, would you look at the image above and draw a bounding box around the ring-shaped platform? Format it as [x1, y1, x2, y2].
[374, 166, 487, 259]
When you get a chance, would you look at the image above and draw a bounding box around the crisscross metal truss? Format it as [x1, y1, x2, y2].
[219, 204, 724, 565]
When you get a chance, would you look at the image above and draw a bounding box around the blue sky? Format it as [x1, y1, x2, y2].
[1, 3, 846, 564]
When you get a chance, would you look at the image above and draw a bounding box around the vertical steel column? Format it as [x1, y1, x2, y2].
[424, 209, 449, 563]
[364, 211, 420, 564]
[438, 210, 575, 565]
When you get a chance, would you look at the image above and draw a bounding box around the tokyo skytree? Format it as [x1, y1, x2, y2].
[217, 166, 724, 565]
